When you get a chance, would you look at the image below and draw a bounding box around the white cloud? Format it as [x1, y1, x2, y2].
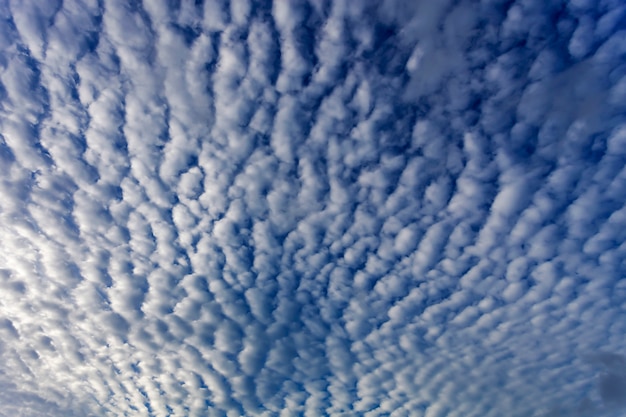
[0, 0, 625, 416]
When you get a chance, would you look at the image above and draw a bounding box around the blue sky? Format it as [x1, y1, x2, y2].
[0, 0, 625, 416]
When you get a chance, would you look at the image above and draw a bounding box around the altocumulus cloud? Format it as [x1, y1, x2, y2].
[0, 0, 625, 416]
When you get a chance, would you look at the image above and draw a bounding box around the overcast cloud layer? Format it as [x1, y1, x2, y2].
[1, 0, 626, 416]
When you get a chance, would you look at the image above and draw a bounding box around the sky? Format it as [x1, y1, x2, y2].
[0, 0, 626, 416]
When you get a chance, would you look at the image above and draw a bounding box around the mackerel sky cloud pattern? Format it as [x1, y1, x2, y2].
[0, 0, 626, 416]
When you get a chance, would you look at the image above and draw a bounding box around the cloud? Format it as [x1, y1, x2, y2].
[0, 0, 625, 416]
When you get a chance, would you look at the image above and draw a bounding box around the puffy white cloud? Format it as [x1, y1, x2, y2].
[0, 0, 625, 416]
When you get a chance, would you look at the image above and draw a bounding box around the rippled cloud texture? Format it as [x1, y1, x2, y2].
[1, 0, 626, 416]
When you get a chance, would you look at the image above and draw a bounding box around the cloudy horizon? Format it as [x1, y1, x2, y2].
[1, 0, 626, 416]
